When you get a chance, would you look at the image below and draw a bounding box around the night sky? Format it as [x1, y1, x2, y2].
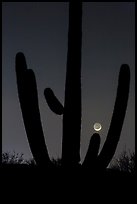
[2, 2, 135, 162]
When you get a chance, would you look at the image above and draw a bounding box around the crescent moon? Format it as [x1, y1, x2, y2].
[94, 123, 102, 131]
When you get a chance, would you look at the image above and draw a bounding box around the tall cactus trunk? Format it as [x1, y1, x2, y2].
[62, 2, 82, 165]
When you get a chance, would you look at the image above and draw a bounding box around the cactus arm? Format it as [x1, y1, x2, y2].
[44, 88, 64, 115]
[62, 2, 82, 165]
[82, 133, 101, 167]
[16, 52, 51, 166]
[97, 64, 130, 169]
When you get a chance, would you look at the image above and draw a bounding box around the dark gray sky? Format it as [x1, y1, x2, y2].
[2, 2, 135, 162]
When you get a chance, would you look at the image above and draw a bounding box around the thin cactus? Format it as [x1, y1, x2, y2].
[82, 64, 130, 169]
[96, 64, 130, 169]
[15, 2, 130, 170]
[16, 53, 51, 166]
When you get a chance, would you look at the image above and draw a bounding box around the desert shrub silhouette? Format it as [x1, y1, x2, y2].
[2, 151, 25, 165]
[2, 151, 36, 166]
[15, 2, 130, 170]
[109, 150, 135, 175]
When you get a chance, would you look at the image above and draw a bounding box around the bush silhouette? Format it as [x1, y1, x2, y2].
[15, 2, 130, 170]
[2, 151, 25, 165]
[2, 151, 36, 166]
[109, 150, 135, 175]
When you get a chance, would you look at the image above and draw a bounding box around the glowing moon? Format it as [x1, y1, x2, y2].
[94, 123, 102, 131]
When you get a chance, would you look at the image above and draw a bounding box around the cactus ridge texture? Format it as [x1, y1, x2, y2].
[15, 2, 130, 170]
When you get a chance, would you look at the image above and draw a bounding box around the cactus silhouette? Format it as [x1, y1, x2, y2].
[15, 2, 130, 169]
[83, 64, 130, 170]
[15, 53, 51, 166]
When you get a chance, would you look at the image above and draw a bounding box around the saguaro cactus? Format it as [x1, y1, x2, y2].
[15, 2, 130, 169]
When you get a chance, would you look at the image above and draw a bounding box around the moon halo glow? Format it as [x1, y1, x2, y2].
[93, 123, 102, 132]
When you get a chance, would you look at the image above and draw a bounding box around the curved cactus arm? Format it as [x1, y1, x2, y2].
[97, 64, 130, 169]
[44, 88, 64, 115]
[16, 52, 51, 166]
[82, 133, 100, 167]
